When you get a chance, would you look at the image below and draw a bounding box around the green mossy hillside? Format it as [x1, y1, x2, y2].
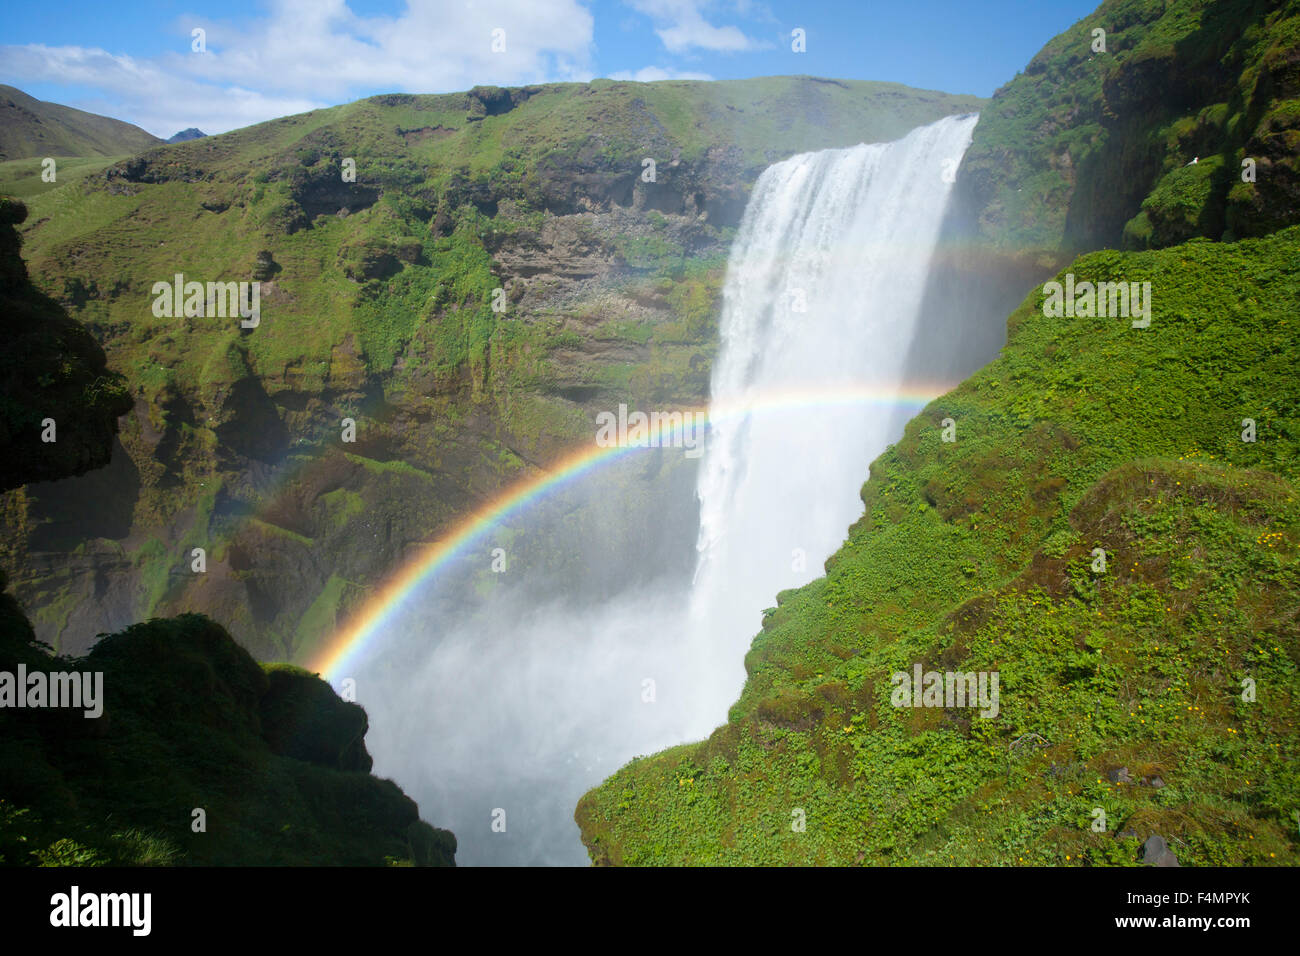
[957, 0, 1300, 259]
[575, 227, 1300, 866]
[7, 75, 980, 397]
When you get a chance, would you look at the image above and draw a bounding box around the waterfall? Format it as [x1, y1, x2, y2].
[685, 114, 979, 724]
[357, 113, 980, 865]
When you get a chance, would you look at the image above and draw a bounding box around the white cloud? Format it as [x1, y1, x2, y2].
[0, 0, 596, 137]
[0, 44, 323, 137]
[625, 0, 769, 54]
[606, 66, 713, 81]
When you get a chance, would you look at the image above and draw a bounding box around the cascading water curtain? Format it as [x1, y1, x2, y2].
[688, 114, 979, 724]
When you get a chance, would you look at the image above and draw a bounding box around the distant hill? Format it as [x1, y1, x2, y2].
[0, 84, 160, 161]
[167, 127, 207, 143]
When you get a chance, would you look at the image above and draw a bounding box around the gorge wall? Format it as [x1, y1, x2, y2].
[0, 77, 982, 663]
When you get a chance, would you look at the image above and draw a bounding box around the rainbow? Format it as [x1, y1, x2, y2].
[307, 381, 955, 680]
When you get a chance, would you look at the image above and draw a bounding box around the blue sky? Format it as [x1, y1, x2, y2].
[0, 0, 1098, 138]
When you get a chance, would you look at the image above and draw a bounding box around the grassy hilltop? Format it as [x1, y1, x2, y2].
[0, 84, 161, 163]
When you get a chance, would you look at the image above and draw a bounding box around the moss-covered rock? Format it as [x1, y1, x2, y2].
[954, 0, 1300, 259]
[260, 663, 373, 772]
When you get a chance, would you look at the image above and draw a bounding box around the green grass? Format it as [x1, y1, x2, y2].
[0, 84, 160, 162]
[342, 452, 435, 481]
[0, 155, 123, 199]
[292, 574, 350, 660]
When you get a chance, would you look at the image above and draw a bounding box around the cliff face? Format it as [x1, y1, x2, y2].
[918, 0, 1300, 393]
[0, 77, 982, 662]
[0, 194, 451, 865]
[953, 0, 1300, 261]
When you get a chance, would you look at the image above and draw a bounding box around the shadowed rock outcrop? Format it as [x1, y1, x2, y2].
[0, 196, 131, 492]
[0, 608, 456, 866]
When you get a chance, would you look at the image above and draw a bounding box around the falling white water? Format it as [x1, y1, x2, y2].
[356, 113, 979, 865]
[685, 113, 979, 727]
